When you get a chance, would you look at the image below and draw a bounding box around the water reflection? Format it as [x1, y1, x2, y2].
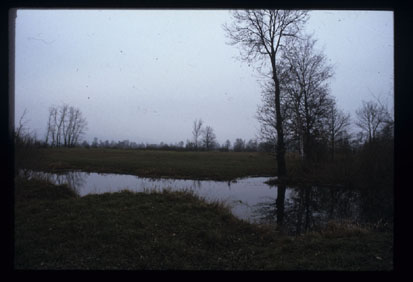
[276, 183, 286, 229]
[19, 169, 86, 196]
[192, 180, 201, 189]
[19, 170, 276, 222]
[18, 170, 391, 234]
[253, 184, 366, 235]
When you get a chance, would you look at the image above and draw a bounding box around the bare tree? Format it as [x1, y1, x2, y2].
[14, 109, 40, 171]
[246, 139, 258, 151]
[256, 35, 334, 161]
[256, 80, 278, 146]
[223, 139, 231, 151]
[45, 107, 52, 145]
[15, 108, 29, 140]
[46, 104, 88, 147]
[256, 77, 291, 153]
[65, 107, 88, 147]
[192, 119, 203, 150]
[281, 35, 334, 161]
[355, 100, 390, 143]
[55, 104, 68, 147]
[328, 101, 351, 160]
[46, 106, 59, 146]
[201, 126, 217, 151]
[224, 10, 308, 179]
[233, 138, 246, 152]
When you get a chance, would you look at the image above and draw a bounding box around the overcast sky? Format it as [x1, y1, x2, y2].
[14, 9, 394, 145]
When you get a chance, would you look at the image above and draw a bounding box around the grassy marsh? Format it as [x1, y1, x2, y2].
[21, 148, 277, 181]
[14, 177, 393, 270]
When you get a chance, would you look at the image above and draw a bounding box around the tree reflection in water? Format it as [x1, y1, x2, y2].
[52, 171, 86, 195]
[253, 183, 364, 235]
[18, 170, 392, 231]
[19, 170, 86, 196]
[275, 183, 286, 230]
[192, 180, 202, 189]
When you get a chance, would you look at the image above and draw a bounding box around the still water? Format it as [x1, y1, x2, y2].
[19, 170, 381, 234]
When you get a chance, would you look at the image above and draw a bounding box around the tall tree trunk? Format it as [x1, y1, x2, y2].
[273, 71, 287, 180]
[304, 130, 311, 162]
[299, 133, 304, 160]
[331, 134, 335, 161]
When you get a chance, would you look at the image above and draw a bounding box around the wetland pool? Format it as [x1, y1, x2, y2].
[19, 169, 380, 234]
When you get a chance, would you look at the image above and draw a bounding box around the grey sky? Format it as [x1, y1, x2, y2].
[14, 9, 394, 145]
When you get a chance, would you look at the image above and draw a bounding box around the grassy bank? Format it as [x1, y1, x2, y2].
[21, 148, 277, 181]
[15, 177, 393, 270]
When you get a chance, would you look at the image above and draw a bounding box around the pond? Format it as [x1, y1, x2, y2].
[18, 169, 391, 235]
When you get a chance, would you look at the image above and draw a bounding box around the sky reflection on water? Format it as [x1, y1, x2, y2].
[20, 170, 379, 235]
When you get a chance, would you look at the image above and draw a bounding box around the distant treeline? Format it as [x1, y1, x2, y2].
[78, 137, 274, 153]
[15, 97, 393, 159]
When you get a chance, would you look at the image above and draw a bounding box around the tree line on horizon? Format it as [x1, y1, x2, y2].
[14, 96, 393, 156]
[78, 136, 267, 153]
